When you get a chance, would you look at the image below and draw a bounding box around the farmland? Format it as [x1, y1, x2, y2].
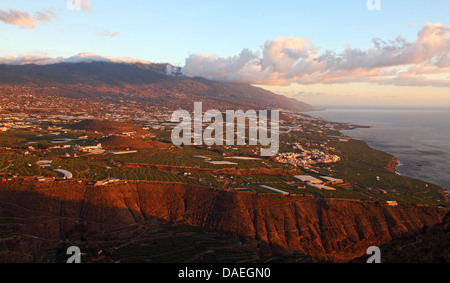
[0, 115, 448, 208]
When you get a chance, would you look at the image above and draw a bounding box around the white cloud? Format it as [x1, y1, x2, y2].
[101, 30, 120, 37]
[0, 54, 58, 65]
[0, 8, 57, 29]
[80, 0, 91, 12]
[0, 53, 151, 65]
[65, 53, 150, 64]
[182, 23, 450, 88]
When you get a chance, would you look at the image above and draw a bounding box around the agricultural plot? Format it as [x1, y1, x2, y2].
[0, 130, 30, 146]
[328, 139, 447, 205]
[1, 127, 448, 206]
[0, 151, 192, 183]
[0, 153, 52, 177]
[188, 172, 226, 188]
[234, 175, 297, 184]
[52, 157, 193, 182]
[107, 147, 281, 170]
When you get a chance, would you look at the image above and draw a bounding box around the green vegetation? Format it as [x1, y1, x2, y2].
[1, 126, 448, 207]
[189, 172, 226, 188]
[107, 147, 285, 170]
[328, 139, 447, 205]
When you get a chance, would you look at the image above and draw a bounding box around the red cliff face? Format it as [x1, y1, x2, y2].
[0, 180, 448, 262]
[385, 157, 399, 173]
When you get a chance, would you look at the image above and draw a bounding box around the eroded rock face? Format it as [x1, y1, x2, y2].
[385, 157, 399, 173]
[353, 213, 450, 263]
[0, 180, 448, 262]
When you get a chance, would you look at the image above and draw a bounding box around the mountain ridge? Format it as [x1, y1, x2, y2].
[0, 62, 316, 112]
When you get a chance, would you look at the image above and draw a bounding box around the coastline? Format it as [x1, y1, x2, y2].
[309, 108, 450, 194]
[385, 156, 399, 174]
[338, 130, 449, 203]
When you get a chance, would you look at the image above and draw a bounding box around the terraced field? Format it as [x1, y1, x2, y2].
[1, 128, 448, 207]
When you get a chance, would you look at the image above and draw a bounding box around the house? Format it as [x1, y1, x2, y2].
[109, 150, 138, 155]
[308, 183, 337, 191]
[95, 178, 120, 186]
[95, 181, 107, 186]
[36, 160, 53, 166]
[386, 201, 398, 206]
[321, 176, 344, 184]
[294, 175, 323, 184]
[36, 176, 45, 182]
[90, 149, 106, 155]
[75, 143, 102, 152]
[259, 185, 289, 196]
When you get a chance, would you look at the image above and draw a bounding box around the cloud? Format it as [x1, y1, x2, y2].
[35, 10, 57, 23]
[0, 8, 57, 29]
[182, 23, 450, 88]
[0, 9, 36, 29]
[101, 30, 120, 37]
[0, 54, 58, 65]
[66, 0, 91, 12]
[64, 53, 150, 64]
[80, 0, 91, 12]
[0, 53, 150, 65]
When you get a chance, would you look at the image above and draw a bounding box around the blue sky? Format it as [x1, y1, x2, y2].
[1, 0, 449, 107]
[1, 0, 448, 63]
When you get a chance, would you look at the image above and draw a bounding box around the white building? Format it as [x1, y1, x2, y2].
[321, 176, 344, 184]
[294, 175, 323, 184]
[36, 160, 53, 166]
[308, 183, 337, 191]
[53, 169, 73, 179]
[259, 185, 289, 196]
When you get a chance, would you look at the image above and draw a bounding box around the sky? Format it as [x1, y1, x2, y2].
[0, 0, 449, 108]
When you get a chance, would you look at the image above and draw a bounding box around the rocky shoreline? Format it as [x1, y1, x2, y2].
[385, 157, 399, 173]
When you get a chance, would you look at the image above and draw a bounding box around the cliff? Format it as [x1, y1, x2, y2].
[352, 213, 450, 263]
[385, 157, 399, 173]
[0, 180, 448, 262]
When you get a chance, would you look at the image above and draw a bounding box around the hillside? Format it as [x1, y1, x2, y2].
[0, 180, 447, 263]
[69, 119, 152, 137]
[0, 62, 316, 112]
[353, 213, 449, 263]
[99, 135, 169, 150]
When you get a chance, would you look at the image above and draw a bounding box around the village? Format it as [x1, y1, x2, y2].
[275, 143, 341, 170]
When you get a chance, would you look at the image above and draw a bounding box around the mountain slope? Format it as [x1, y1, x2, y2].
[70, 119, 152, 136]
[99, 136, 169, 150]
[353, 212, 450, 263]
[0, 62, 315, 112]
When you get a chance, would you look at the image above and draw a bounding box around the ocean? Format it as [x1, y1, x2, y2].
[309, 107, 450, 192]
